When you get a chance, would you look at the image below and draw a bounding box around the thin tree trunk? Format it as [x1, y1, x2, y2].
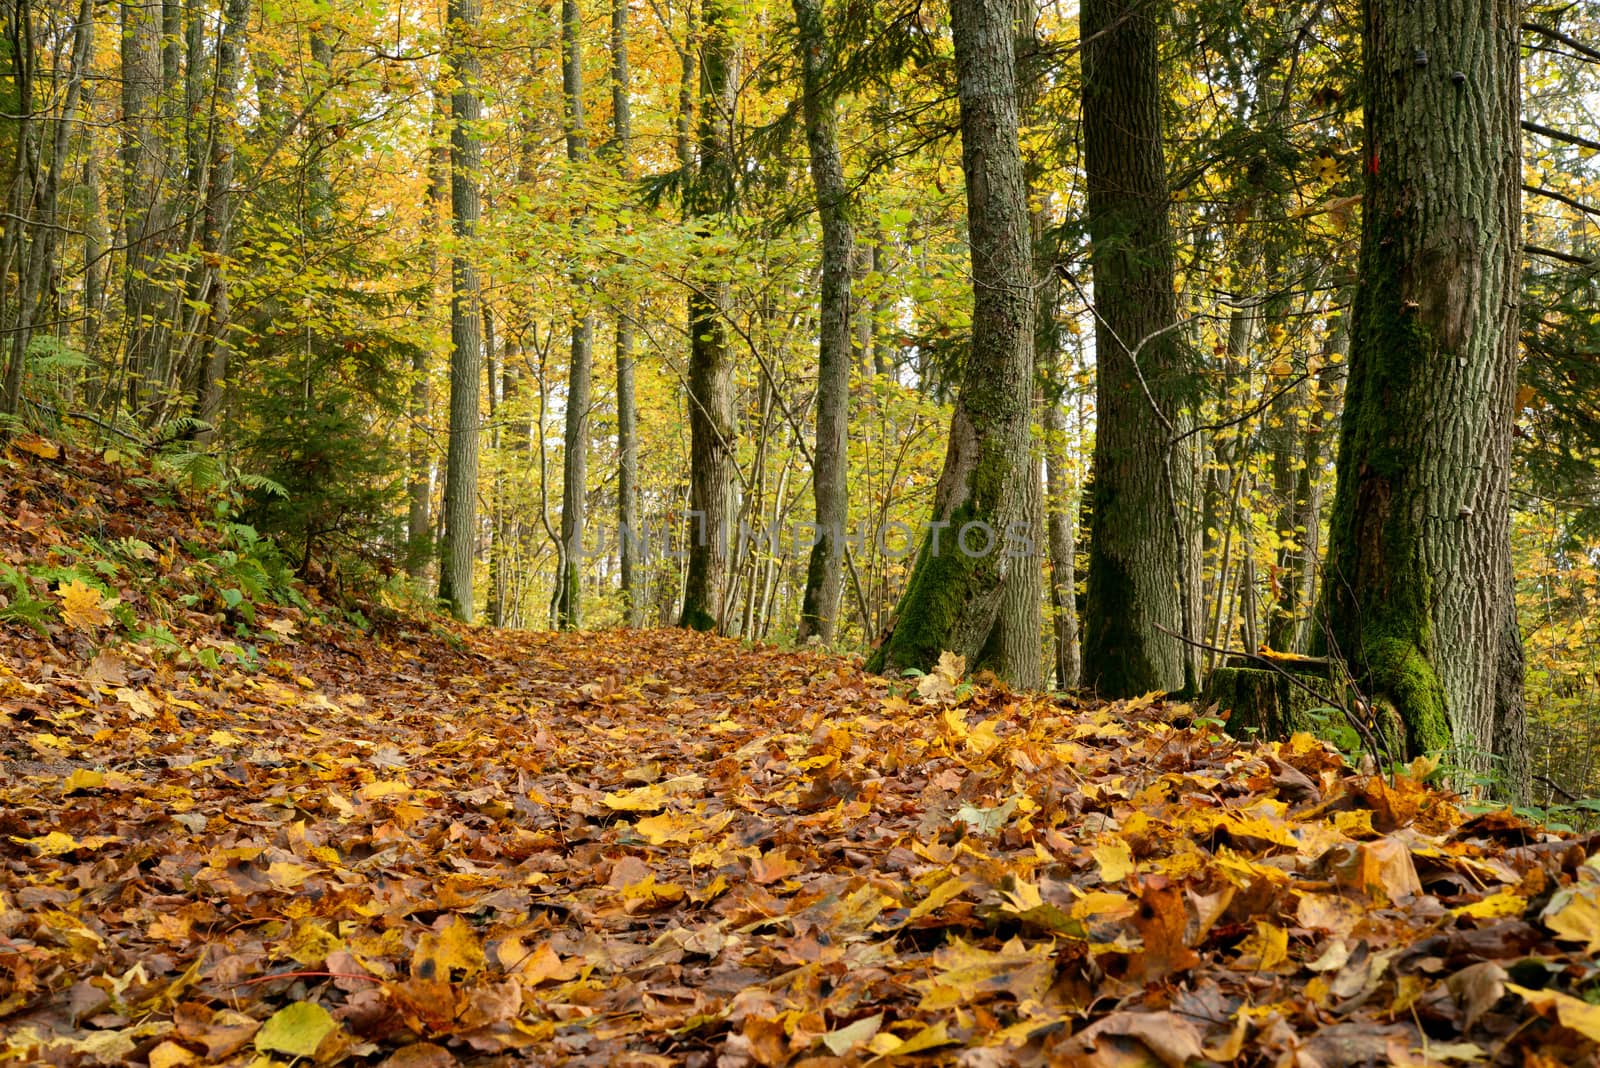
[120, 0, 163, 417]
[0, 0, 33, 416]
[793, 0, 852, 645]
[1044, 377, 1080, 689]
[82, 156, 103, 370]
[1268, 312, 1346, 651]
[409, 97, 449, 579]
[438, 0, 484, 621]
[610, 0, 641, 626]
[555, 0, 593, 629]
[191, 0, 251, 439]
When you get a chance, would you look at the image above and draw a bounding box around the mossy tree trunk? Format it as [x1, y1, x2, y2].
[1078, 0, 1196, 697]
[678, 0, 736, 633]
[793, 0, 853, 646]
[1320, 0, 1521, 767]
[865, 0, 1037, 683]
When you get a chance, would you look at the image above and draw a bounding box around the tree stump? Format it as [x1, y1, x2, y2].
[1201, 656, 1335, 741]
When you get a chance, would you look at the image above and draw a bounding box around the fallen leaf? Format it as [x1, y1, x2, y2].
[57, 578, 111, 629]
[255, 1001, 340, 1058]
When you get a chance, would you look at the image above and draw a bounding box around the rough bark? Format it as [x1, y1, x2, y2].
[1045, 381, 1080, 690]
[191, 0, 251, 437]
[438, 0, 484, 622]
[977, 443, 1044, 688]
[793, 0, 853, 645]
[120, 0, 164, 416]
[678, 0, 736, 633]
[555, 0, 592, 629]
[1320, 0, 1521, 767]
[611, 0, 641, 626]
[0, 0, 35, 417]
[1079, 0, 1193, 697]
[1492, 553, 1529, 803]
[408, 99, 449, 580]
[2, 0, 91, 417]
[865, 0, 1037, 682]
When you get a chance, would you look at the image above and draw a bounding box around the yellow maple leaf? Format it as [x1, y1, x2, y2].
[1092, 835, 1135, 884]
[57, 579, 111, 630]
[1236, 920, 1290, 971]
[412, 914, 485, 979]
[11, 433, 60, 460]
[11, 831, 80, 856]
[1543, 886, 1600, 953]
[934, 650, 965, 685]
[916, 937, 1055, 1011]
[1452, 889, 1527, 921]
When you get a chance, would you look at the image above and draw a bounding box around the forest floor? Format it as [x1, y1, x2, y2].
[3, 441, 1600, 1067]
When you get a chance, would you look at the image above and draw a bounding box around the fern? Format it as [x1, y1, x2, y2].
[0, 564, 53, 636]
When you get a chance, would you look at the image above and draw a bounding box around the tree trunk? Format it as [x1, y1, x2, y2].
[3, 0, 91, 418]
[82, 156, 103, 369]
[409, 98, 449, 579]
[191, 0, 251, 438]
[864, 0, 1037, 682]
[555, 0, 592, 629]
[119, 0, 163, 417]
[1045, 391, 1080, 689]
[0, 0, 34, 417]
[1267, 315, 1346, 652]
[610, 0, 641, 626]
[1079, 0, 1193, 697]
[1493, 553, 1529, 803]
[678, 0, 736, 633]
[1320, 0, 1521, 768]
[793, 0, 852, 645]
[438, 0, 484, 622]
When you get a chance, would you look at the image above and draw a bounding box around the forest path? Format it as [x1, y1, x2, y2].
[6, 617, 1593, 1065]
[0, 446, 1595, 1064]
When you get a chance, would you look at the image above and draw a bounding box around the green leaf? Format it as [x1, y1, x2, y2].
[255, 1001, 338, 1059]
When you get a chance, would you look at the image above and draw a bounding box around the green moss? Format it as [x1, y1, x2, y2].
[1205, 665, 1329, 739]
[679, 604, 718, 632]
[1364, 636, 1451, 756]
[1080, 535, 1161, 697]
[797, 538, 829, 638]
[867, 501, 994, 676]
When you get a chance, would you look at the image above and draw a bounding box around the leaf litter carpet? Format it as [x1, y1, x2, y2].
[3, 464, 1600, 1065]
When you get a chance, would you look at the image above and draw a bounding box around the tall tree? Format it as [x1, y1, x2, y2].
[438, 0, 484, 621]
[1320, 0, 1523, 767]
[679, 0, 736, 632]
[120, 0, 164, 416]
[1078, 0, 1194, 696]
[1, 0, 93, 418]
[189, 0, 253, 435]
[408, 101, 449, 580]
[865, 0, 1037, 681]
[554, 0, 593, 628]
[610, 0, 642, 626]
[793, 0, 853, 645]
